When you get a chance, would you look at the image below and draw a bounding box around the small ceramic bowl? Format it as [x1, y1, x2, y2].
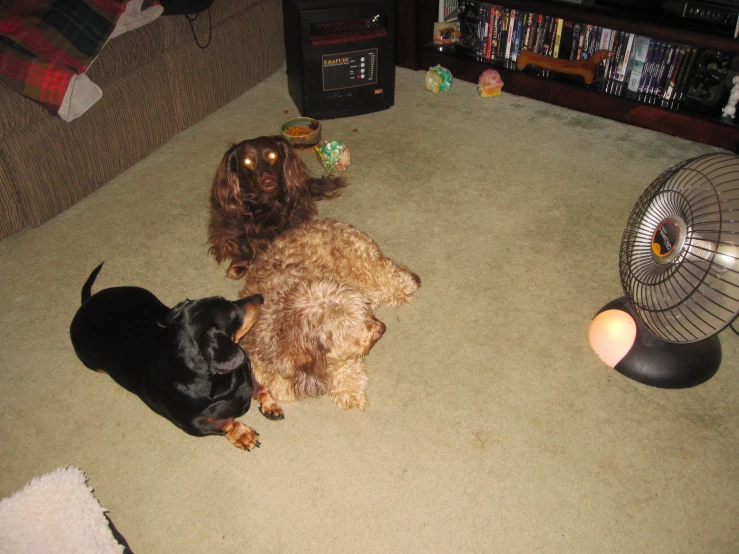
[280, 117, 322, 147]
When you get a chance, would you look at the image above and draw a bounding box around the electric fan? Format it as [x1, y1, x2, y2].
[589, 152, 739, 388]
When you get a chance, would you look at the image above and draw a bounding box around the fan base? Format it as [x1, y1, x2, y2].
[593, 297, 722, 389]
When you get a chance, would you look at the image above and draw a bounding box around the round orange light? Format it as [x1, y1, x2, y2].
[588, 309, 637, 368]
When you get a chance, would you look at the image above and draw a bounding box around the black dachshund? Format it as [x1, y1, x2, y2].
[70, 263, 283, 451]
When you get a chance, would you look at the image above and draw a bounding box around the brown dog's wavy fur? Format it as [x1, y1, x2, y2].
[239, 219, 421, 409]
[207, 136, 346, 279]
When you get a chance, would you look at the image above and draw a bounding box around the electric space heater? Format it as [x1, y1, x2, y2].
[283, 0, 396, 119]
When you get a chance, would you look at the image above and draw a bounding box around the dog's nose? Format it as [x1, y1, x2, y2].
[364, 320, 387, 355]
[260, 173, 278, 191]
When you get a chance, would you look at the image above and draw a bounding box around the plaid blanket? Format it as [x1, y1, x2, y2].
[0, 0, 160, 118]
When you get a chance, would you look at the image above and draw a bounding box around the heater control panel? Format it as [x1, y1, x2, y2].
[322, 48, 378, 91]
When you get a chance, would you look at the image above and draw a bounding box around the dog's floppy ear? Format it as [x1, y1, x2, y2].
[165, 301, 209, 371]
[277, 138, 309, 203]
[211, 144, 243, 217]
[165, 301, 246, 374]
[273, 304, 332, 398]
[201, 327, 247, 374]
[286, 335, 331, 398]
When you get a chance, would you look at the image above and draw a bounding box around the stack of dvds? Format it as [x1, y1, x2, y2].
[453, 1, 733, 113]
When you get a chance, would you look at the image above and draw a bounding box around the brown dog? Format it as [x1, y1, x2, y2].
[207, 136, 346, 280]
[239, 219, 420, 410]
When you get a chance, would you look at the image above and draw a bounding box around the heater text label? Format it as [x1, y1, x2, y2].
[322, 48, 378, 91]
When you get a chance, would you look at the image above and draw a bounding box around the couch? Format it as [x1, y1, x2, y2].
[0, 0, 285, 240]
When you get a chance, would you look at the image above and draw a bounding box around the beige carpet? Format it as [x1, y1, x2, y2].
[1, 66, 737, 553]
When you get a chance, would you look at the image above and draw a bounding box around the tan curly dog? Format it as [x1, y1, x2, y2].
[239, 219, 420, 411]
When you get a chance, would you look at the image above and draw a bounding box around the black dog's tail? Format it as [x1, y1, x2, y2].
[81, 262, 104, 304]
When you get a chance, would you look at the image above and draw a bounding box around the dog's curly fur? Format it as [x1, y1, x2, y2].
[238, 219, 420, 410]
[207, 136, 346, 280]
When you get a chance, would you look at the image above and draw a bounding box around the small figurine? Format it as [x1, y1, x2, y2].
[722, 75, 739, 121]
[433, 22, 461, 45]
[314, 140, 350, 173]
[425, 65, 453, 94]
[477, 69, 504, 97]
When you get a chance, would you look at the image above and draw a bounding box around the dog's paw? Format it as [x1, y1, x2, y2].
[384, 267, 421, 306]
[331, 390, 368, 410]
[224, 422, 261, 451]
[255, 385, 284, 420]
[259, 401, 285, 420]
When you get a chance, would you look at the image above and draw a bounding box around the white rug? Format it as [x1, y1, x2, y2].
[0, 467, 129, 554]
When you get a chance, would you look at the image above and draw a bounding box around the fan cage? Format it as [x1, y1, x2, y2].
[619, 152, 739, 343]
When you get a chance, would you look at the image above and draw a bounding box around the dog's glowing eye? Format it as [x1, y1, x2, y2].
[267, 151, 277, 161]
[243, 158, 253, 166]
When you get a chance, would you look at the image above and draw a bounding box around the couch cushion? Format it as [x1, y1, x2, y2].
[165, 0, 285, 132]
[0, 0, 263, 128]
[0, 81, 50, 141]
[0, 147, 27, 237]
[0, 0, 282, 239]
[4, 58, 178, 228]
[199, 0, 268, 28]
[85, 16, 176, 89]
[86, 0, 265, 87]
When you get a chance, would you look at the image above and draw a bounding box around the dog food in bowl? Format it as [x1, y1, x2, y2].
[281, 117, 321, 147]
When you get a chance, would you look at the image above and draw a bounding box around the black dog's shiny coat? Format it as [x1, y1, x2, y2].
[70, 263, 265, 448]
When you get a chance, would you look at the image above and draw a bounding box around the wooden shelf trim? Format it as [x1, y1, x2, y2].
[422, 48, 739, 152]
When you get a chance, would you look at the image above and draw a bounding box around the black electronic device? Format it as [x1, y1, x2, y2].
[282, 0, 396, 119]
[592, 0, 663, 14]
[662, 0, 739, 30]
